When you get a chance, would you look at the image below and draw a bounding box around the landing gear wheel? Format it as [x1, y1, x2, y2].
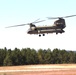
[56, 32, 58, 35]
[39, 34, 41, 37]
[43, 34, 45, 36]
[60, 32, 62, 34]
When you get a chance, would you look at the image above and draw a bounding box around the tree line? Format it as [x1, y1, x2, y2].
[0, 47, 76, 66]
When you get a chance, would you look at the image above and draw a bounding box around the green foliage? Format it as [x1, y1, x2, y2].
[3, 55, 13, 66]
[0, 47, 7, 66]
[38, 49, 44, 64]
[3, 49, 13, 66]
[21, 48, 27, 65]
[11, 48, 23, 65]
[0, 47, 76, 66]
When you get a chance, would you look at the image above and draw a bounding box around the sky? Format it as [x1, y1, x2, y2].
[0, 0, 76, 50]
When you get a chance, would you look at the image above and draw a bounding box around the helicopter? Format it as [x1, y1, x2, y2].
[6, 15, 76, 37]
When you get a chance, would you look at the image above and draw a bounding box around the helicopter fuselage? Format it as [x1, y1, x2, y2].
[27, 25, 65, 35]
[27, 18, 66, 36]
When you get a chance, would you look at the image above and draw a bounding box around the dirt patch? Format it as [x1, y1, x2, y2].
[0, 64, 76, 75]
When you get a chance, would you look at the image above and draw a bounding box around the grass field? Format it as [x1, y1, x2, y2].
[0, 64, 76, 75]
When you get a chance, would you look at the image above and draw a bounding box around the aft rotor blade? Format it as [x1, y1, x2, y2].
[5, 23, 29, 28]
[47, 17, 58, 19]
[63, 15, 76, 18]
[47, 15, 76, 19]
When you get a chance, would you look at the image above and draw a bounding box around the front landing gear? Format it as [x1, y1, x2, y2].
[43, 34, 45, 36]
[39, 34, 45, 37]
[39, 34, 41, 37]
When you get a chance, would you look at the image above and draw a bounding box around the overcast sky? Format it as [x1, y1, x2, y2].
[0, 0, 76, 50]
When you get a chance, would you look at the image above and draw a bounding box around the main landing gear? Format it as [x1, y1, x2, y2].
[56, 29, 65, 35]
[39, 34, 45, 37]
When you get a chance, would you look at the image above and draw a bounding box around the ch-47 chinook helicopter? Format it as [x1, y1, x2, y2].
[6, 15, 76, 37]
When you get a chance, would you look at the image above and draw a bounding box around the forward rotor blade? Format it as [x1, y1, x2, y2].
[33, 18, 40, 23]
[32, 20, 46, 23]
[5, 23, 29, 28]
[5, 19, 46, 28]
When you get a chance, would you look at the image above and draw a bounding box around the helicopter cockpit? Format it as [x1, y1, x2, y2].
[27, 23, 36, 34]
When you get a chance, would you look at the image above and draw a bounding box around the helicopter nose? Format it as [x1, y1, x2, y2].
[27, 30, 31, 34]
[27, 31, 30, 34]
